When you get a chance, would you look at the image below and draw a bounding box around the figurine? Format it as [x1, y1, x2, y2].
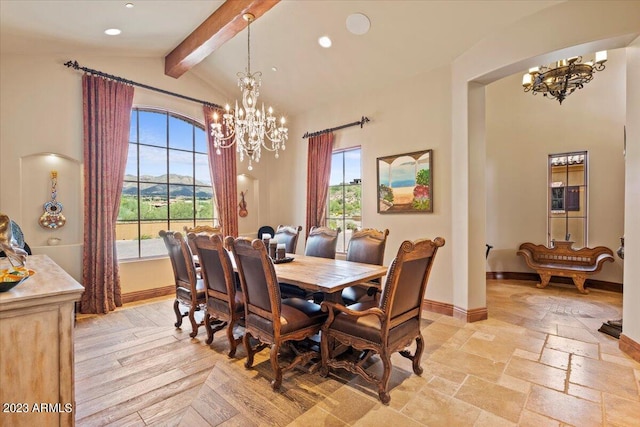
[0, 213, 28, 267]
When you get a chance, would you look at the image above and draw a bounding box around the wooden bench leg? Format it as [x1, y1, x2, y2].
[572, 275, 589, 294]
[536, 272, 552, 289]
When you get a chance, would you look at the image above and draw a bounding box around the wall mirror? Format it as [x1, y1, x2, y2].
[548, 151, 588, 248]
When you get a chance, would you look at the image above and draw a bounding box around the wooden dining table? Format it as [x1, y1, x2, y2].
[222, 252, 388, 303]
[272, 254, 388, 302]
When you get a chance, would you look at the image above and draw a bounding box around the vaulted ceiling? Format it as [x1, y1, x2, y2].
[0, 0, 562, 114]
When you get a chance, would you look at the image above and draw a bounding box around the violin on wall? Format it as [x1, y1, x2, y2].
[239, 190, 248, 218]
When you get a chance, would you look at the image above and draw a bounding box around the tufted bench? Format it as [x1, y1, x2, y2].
[517, 241, 614, 294]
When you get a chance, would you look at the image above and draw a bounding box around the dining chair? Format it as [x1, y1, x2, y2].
[227, 236, 327, 390]
[304, 226, 341, 259]
[341, 228, 389, 305]
[159, 230, 206, 338]
[188, 232, 244, 357]
[183, 224, 222, 255]
[320, 236, 445, 404]
[273, 224, 302, 253]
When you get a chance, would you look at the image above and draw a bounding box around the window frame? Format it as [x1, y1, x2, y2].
[326, 146, 362, 253]
[117, 107, 216, 260]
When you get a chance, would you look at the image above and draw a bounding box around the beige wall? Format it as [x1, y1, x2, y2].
[451, 1, 639, 338]
[485, 49, 626, 283]
[623, 36, 640, 347]
[282, 64, 454, 304]
[1, 2, 639, 345]
[0, 53, 277, 292]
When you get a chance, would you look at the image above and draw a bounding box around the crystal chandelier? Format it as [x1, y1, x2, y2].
[210, 13, 288, 171]
[522, 51, 607, 104]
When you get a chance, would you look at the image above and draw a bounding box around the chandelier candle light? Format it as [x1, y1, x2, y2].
[210, 13, 288, 171]
[522, 51, 607, 104]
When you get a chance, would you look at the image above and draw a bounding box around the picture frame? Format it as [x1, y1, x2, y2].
[377, 149, 433, 213]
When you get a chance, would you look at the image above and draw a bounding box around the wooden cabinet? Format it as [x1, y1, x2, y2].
[0, 255, 83, 427]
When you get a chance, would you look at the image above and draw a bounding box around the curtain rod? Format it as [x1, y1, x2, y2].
[302, 116, 370, 139]
[64, 60, 223, 109]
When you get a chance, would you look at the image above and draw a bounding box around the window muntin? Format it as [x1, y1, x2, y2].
[117, 108, 215, 260]
[326, 148, 362, 253]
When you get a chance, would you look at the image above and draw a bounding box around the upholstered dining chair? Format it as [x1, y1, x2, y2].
[159, 230, 206, 338]
[273, 225, 302, 254]
[341, 228, 389, 305]
[304, 226, 341, 259]
[227, 236, 327, 390]
[183, 224, 222, 255]
[188, 232, 244, 357]
[320, 236, 445, 404]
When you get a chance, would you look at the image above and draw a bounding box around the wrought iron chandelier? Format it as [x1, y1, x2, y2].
[210, 13, 288, 171]
[522, 51, 607, 104]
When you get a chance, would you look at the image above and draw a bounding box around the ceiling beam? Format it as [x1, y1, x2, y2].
[165, 0, 279, 79]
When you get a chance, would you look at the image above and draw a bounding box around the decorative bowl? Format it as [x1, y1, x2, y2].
[0, 267, 35, 292]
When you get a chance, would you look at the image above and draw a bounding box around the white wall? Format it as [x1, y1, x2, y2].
[1, 2, 639, 344]
[281, 65, 454, 304]
[485, 49, 626, 283]
[0, 53, 278, 292]
[452, 0, 640, 316]
[622, 36, 640, 347]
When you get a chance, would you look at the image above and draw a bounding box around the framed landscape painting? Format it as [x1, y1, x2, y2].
[377, 149, 433, 213]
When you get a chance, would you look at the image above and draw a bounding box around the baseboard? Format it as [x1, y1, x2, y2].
[486, 271, 623, 293]
[423, 299, 487, 323]
[619, 334, 640, 363]
[122, 285, 175, 304]
[453, 306, 488, 322]
[423, 299, 453, 316]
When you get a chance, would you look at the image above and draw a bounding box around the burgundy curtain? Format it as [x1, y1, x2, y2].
[204, 105, 238, 238]
[305, 133, 334, 236]
[81, 74, 134, 314]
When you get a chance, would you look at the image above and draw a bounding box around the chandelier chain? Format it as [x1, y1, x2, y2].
[209, 12, 288, 171]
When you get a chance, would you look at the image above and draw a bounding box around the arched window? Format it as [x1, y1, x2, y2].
[116, 108, 216, 259]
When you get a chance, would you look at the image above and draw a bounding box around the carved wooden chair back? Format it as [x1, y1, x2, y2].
[341, 228, 389, 304]
[320, 236, 445, 404]
[304, 226, 341, 259]
[274, 225, 302, 253]
[346, 228, 389, 266]
[183, 225, 222, 254]
[227, 236, 327, 390]
[189, 232, 244, 356]
[159, 230, 205, 337]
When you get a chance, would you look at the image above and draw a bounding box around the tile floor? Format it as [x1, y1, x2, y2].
[74, 280, 640, 426]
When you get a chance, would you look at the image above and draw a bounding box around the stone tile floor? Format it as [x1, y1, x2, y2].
[75, 280, 640, 426]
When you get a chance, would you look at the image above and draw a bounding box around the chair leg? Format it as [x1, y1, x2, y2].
[205, 312, 214, 344]
[188, 306, 199, 338]
[244, 332, 255, 369]
[173, 299, 183, 327]
[377, 351, 392, 405]
[400, 334, 425, 376]
[226, 319, 239, 358]
[270, 342, 282, 390]
[413, 335, 424, 375]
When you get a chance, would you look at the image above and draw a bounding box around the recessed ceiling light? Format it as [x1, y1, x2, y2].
[318, 36, 332, 48]
[346, 13, 370, 35]
[125, 2, 134, 8]
[104, 28, 122, 36]
[271, 66, 278, 72]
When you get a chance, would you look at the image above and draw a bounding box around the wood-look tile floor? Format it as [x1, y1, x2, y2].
[74, 280, 640, 426]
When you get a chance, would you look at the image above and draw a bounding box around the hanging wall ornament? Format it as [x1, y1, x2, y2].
[39, 171, 66, 229]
